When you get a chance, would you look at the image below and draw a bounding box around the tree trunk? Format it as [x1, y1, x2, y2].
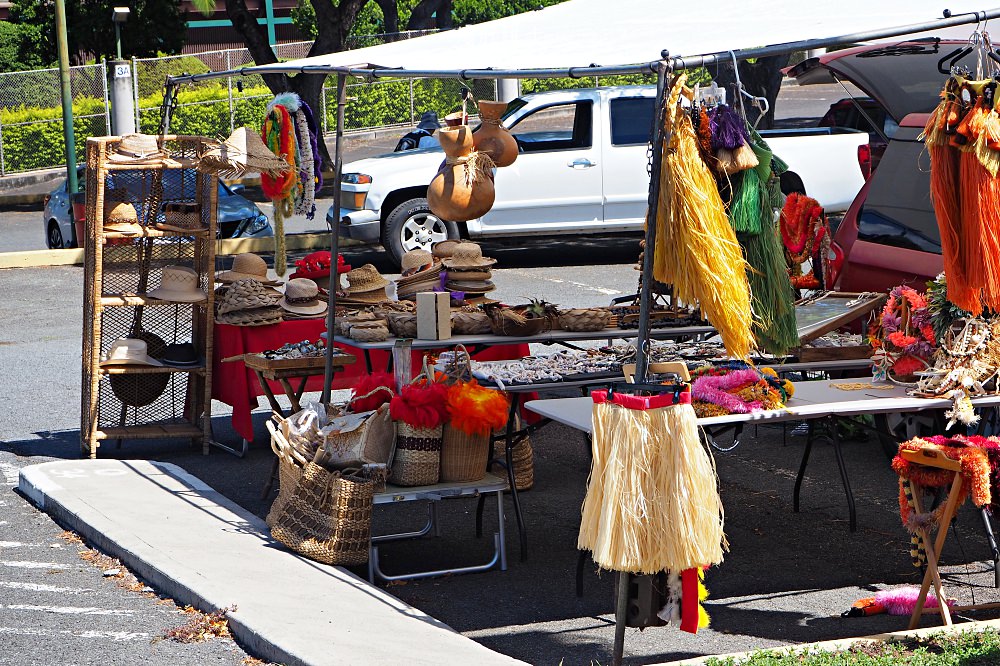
[375, 0, 400, 39]
[714, 54, 790, 130]
[408, 0, 448, 30]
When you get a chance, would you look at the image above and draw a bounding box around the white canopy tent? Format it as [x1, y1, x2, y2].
[246, 0, 995, 74]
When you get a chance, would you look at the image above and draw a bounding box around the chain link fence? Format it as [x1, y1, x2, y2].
[0, 30, 615, 176]
[0, 62, 109, 175]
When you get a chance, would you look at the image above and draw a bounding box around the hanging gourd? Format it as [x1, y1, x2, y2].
[473, 101, 518, 167]
[427, 125, 496, 222]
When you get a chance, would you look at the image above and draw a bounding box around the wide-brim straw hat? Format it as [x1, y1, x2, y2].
[345, 263, 390, 294]
[445, 268, 492, 281]
[431, 239, 462, 258]
[100, 337, 164, 367]
[107, 133, 167, 164]
[337, 288, 389, 305]
[396, 262, 442, 288]
[396, 279, 441, 298]
[446, 279, 496, 294]
[199, 127, 290, 179]
[278, 278, 328, 316]
[400, 249, 434, 275]
[216, 252, 282, 285]
[217, 278, 281, 314]
[148, 265, 207, 303]
[442, 242, 496, 268]
[216, 306, 283, 327]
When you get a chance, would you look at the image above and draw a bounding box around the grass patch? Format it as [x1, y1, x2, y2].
[704, 628, 1000, 665]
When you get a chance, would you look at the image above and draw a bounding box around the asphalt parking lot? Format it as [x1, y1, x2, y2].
[4, 241, 1000, 665]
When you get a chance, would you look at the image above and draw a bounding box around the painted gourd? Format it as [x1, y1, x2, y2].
[473, 101, 518, 167]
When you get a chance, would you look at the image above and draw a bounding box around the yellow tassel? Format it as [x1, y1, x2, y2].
[718, 141, 759, 175]
[652, 74, 755, 360]
[579, 398, 728, 574]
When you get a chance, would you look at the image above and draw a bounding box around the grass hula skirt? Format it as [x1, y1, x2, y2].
[579, 389, 727, 574]
[652, 74, 754, 360]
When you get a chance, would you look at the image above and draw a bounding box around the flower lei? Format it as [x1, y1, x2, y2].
[691, 365, 793, 417]
[870, 285, 936, 382]
[780, 193, 828, 289]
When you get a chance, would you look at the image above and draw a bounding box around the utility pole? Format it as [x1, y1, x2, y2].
[55, 0, 78, 195]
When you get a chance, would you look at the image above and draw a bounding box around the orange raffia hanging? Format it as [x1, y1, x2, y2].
[652, 73, 754, 360]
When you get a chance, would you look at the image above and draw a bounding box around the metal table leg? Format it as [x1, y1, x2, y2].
[505, 394, 528, 561]
[981, 508, 1000, 588]
[829, 417, 858, 532]
[612, 571, 630, 666]
[793, 420, 815, 513]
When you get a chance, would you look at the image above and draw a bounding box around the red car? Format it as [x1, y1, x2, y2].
[787, 40, 978, 292]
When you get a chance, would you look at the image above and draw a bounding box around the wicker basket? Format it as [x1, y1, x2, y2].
[350, 324, 390, 342]
[266, 420, 308, 527]
[386, 312, 418, 338]
[488, 308, 549, 337]
[558, 308, 612, 332]
[451, 310, 493, 335]
[492, 416, 534, 491]
[440, 424, 490, 482]
[390, 423, 443, 486]
[269, 461, 374, 566]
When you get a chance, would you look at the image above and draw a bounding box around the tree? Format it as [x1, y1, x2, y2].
[8, 0, 187, 66]
[0, 22, 45, 73]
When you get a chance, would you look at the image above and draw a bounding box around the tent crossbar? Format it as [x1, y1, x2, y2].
[166, 7, 1000, 87]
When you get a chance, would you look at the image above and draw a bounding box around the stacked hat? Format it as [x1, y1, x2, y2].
[148, 265, 207, 303]
[431, 239, 461, 259]
[215, 278, 282, 326]
[216, 252, 282, 286]
[278, 278, 328, 320]
[442, 242, 497, 299]
[395, 249, 443, 300]
[340, 264, 391, 306]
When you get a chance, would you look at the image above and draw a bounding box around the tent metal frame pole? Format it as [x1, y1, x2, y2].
[322, 73, 348, 404]
[165, 8, 1000, 87]
[633, 57, 671, 384]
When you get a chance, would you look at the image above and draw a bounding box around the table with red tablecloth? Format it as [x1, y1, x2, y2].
[213, 320, 531, 442]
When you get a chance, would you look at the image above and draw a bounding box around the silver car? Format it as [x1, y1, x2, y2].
[43, 167, 273, 248]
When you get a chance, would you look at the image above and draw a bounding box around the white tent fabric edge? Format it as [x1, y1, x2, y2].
[244, 0, 995, 75]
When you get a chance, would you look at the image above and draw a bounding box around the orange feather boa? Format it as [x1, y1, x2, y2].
[445, 381, 509, 436]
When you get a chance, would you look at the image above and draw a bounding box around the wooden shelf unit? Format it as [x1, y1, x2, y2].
[81, 135, 218, 458]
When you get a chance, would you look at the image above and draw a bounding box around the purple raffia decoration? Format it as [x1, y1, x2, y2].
[711, 104, 750, 151]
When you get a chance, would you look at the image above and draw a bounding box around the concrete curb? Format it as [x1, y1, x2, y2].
[0, 234, 365, 270]
[18, 459, 525, 666]
[658, 617, 1000, 665]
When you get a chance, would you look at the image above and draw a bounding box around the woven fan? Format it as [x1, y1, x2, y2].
[199, 127, 290, 179]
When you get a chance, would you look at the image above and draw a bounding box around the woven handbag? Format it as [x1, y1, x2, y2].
[390, 423, 443, 486]
[440, 424, 490, 482]
[269, 460, 374, 566]
[266, 419, 309, 527]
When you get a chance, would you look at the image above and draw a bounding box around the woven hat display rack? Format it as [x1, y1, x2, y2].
[80, 135, 218, 458]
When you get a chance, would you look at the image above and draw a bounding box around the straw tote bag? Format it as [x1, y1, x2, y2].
[389, 360, 444, 486]
[267, 423, 374, 565]
[311, 388, 397, 471]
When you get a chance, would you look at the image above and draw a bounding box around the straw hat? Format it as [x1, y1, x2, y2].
[446, 279, 496, 294]
[103, 201, 143, 235]
[441, 242, 496, 268]
[278, 278, 328, 316]
[216, 253, 281, 285]
[108, 133, 166, 164]
[216, 306, 283, 327]
[148, 265, 207, 303]
[217, 278, 280, 314]
[445, 269, 492, 281]
[396, 279, 442, 299]
[156, 202, 208, 234]
[345, 264, 390, 294]
[198, 127, 291, 179]
[400, 249, 434, 276]
[431, 239, 461, 258]
[100, 338, 164, 367]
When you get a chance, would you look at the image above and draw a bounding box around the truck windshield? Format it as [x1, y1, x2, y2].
[501, 98, 528, 122]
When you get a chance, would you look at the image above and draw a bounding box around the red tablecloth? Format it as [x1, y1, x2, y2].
[213, 320, 532, 442]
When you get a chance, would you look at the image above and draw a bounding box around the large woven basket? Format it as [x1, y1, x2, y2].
[350, 324, 390, 342]
[386, 312, 418, 338]
[492, 416, 534, 491]
[440, 424, 490, 482]
[390, 423, 443, 486]
[269, 461, 374, 566]
[266, 420, 308, 527]
[558, 308, 612, 332]
[451, 310, 492, 335]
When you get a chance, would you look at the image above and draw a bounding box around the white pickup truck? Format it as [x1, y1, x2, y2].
[330, 85, 868, 266]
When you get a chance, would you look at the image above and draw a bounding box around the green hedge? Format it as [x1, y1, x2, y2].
[1, 74, 668, 172]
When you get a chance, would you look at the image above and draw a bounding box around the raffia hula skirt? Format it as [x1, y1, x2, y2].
[578, 389, 727, 574]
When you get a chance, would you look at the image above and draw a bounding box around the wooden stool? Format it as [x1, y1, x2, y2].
[902, 446, 968, 629]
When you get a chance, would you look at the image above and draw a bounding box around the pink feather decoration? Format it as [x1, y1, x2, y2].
[692, 369, 764, 414]
[874, 586, 953, 615]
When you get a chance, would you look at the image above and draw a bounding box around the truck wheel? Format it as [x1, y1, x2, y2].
[382, 198, 459, 266]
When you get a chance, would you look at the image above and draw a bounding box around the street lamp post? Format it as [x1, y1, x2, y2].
[112, 7, 130, 60]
